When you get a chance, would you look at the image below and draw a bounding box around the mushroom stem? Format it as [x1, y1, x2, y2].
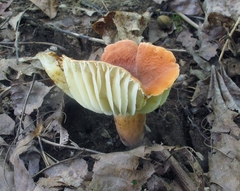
[114, 113, 146, 147]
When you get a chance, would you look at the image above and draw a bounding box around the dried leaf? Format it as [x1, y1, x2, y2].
[43, 158, 88, 188]
[169, 0, 203, 15]
[0, 113, 15, 135]
[30, 0, 58, 19]
[209, 150, 240, 191]
[208, 12, 235, 30]
[223, 58, 240, 77]
[0, 154, 14, 191]
[10, 147, 42, 191]
[11, 80, 52, 116]
[93, 11, 150, 44]
[113, 11, 150, 44]
[86, 145, 163, 191]
[191, 77, 210, 106]
[89, 152, 155, 191]
[8, 11, 25, 31]
[0, 57, 44, 81]
[176, 29, 197, 48]
[42, 87, 68, 145]
[152, 0, 167, 4]
[191, 66, 240, 190]
[203, 0, 240, 22]
[0, 0, 13, 18]
[197, 25, 219, 61]
[148, 19, 168, 43]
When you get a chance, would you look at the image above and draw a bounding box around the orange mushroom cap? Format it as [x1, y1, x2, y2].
[101, 40, 138, 78]
[101, 40, 179, 96]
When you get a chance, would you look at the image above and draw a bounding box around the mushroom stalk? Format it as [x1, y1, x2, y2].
[114, 113, 146, 147]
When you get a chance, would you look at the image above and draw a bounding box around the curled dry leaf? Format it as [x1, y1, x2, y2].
[93, 11, 150, 44]
[30, 0, 58, 19]
[0, 0, 13, 18]
[207, 12, 235, 30]
[203, 0, 240, 22]
[0, 113, 15, 135]
[0, 57, 44, 81]
[42, 158, 88, 188]
[42, 87, 68, 145]
[191, 66, 240, 190]
[11, 80, 52, 116]
[169, 0, 203, 16]
[0, 154, 14, 191]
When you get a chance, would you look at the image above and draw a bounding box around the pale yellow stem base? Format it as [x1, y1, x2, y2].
[114, 113, 146, 147]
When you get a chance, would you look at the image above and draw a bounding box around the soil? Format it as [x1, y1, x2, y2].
[1, 0, 210, 177]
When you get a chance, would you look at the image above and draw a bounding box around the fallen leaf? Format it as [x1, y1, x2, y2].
[11, 80, 52, 116]
[8, 11, 25, 31]
[30, 0, 58, 19]
[93, 11, 150, 44]
[0, 154, 14, 191]
[152, 0, 167, 4]
[43, 158, 88, 188]
[191, 66, 240, 190]
[88, 150, 155, 191]
[42, 87, 68, 145]
[176, 29, 197, 48]
[0, 113, 15, 135]
[196, 25, 219, 61]
[148, 18, 168, 43]
[0, 57, 44, 81]
[169, 0, 203, 16]
[0, 0, 13, 18]
[203, 0, 240, 21]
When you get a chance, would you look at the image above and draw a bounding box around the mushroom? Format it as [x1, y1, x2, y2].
[37, 40, 179, 147]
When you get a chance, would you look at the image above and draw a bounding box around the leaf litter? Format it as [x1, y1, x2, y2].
[0, 0, 240, 190]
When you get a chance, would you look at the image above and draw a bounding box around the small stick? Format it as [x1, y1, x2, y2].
[40, 137, 104, 154]
[0, 41, 67, 51]
[16, 74, 36, 139]
[218, 16, 240, 65]
[174, 10, 199, 30]
[52, 26, 105, 44]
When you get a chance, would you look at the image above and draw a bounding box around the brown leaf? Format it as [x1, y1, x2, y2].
[30, 0, 58, 19]
[169, 0, 203, 16]
[0, 154, 14, 191]
[0, 0, 13, 18]
[203, 0, 240, 22]
[11, 80, 52, 116]
[209, 132, 240, 190]
[93, 11, 150, 44]
[0, 113, 15, 135]
[191, 66, 240, 190]
[43, 158, 88, 188]
[176, 29, 197, 48]
[87, 145, 165, 191]
[42, 87, 68, 145]
[0, 57, 44, 81]
[191, 77, 210, 106]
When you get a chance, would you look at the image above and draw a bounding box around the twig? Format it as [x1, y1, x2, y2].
[15, 10, 28, 64]
[16, 74, 37, 139]
[49, 25, 105, 44]
[37, 136, 50, 166]
[40, 137, 104, 154]
[0, 13, 12, 29]
[0, 41, 67, 51]
[160, 149, 198, 191]
[167, 48, 187, 52]
[174, 10, 199, 30]
[159, 11, 204, 21]
[218, 16, 240, 65]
